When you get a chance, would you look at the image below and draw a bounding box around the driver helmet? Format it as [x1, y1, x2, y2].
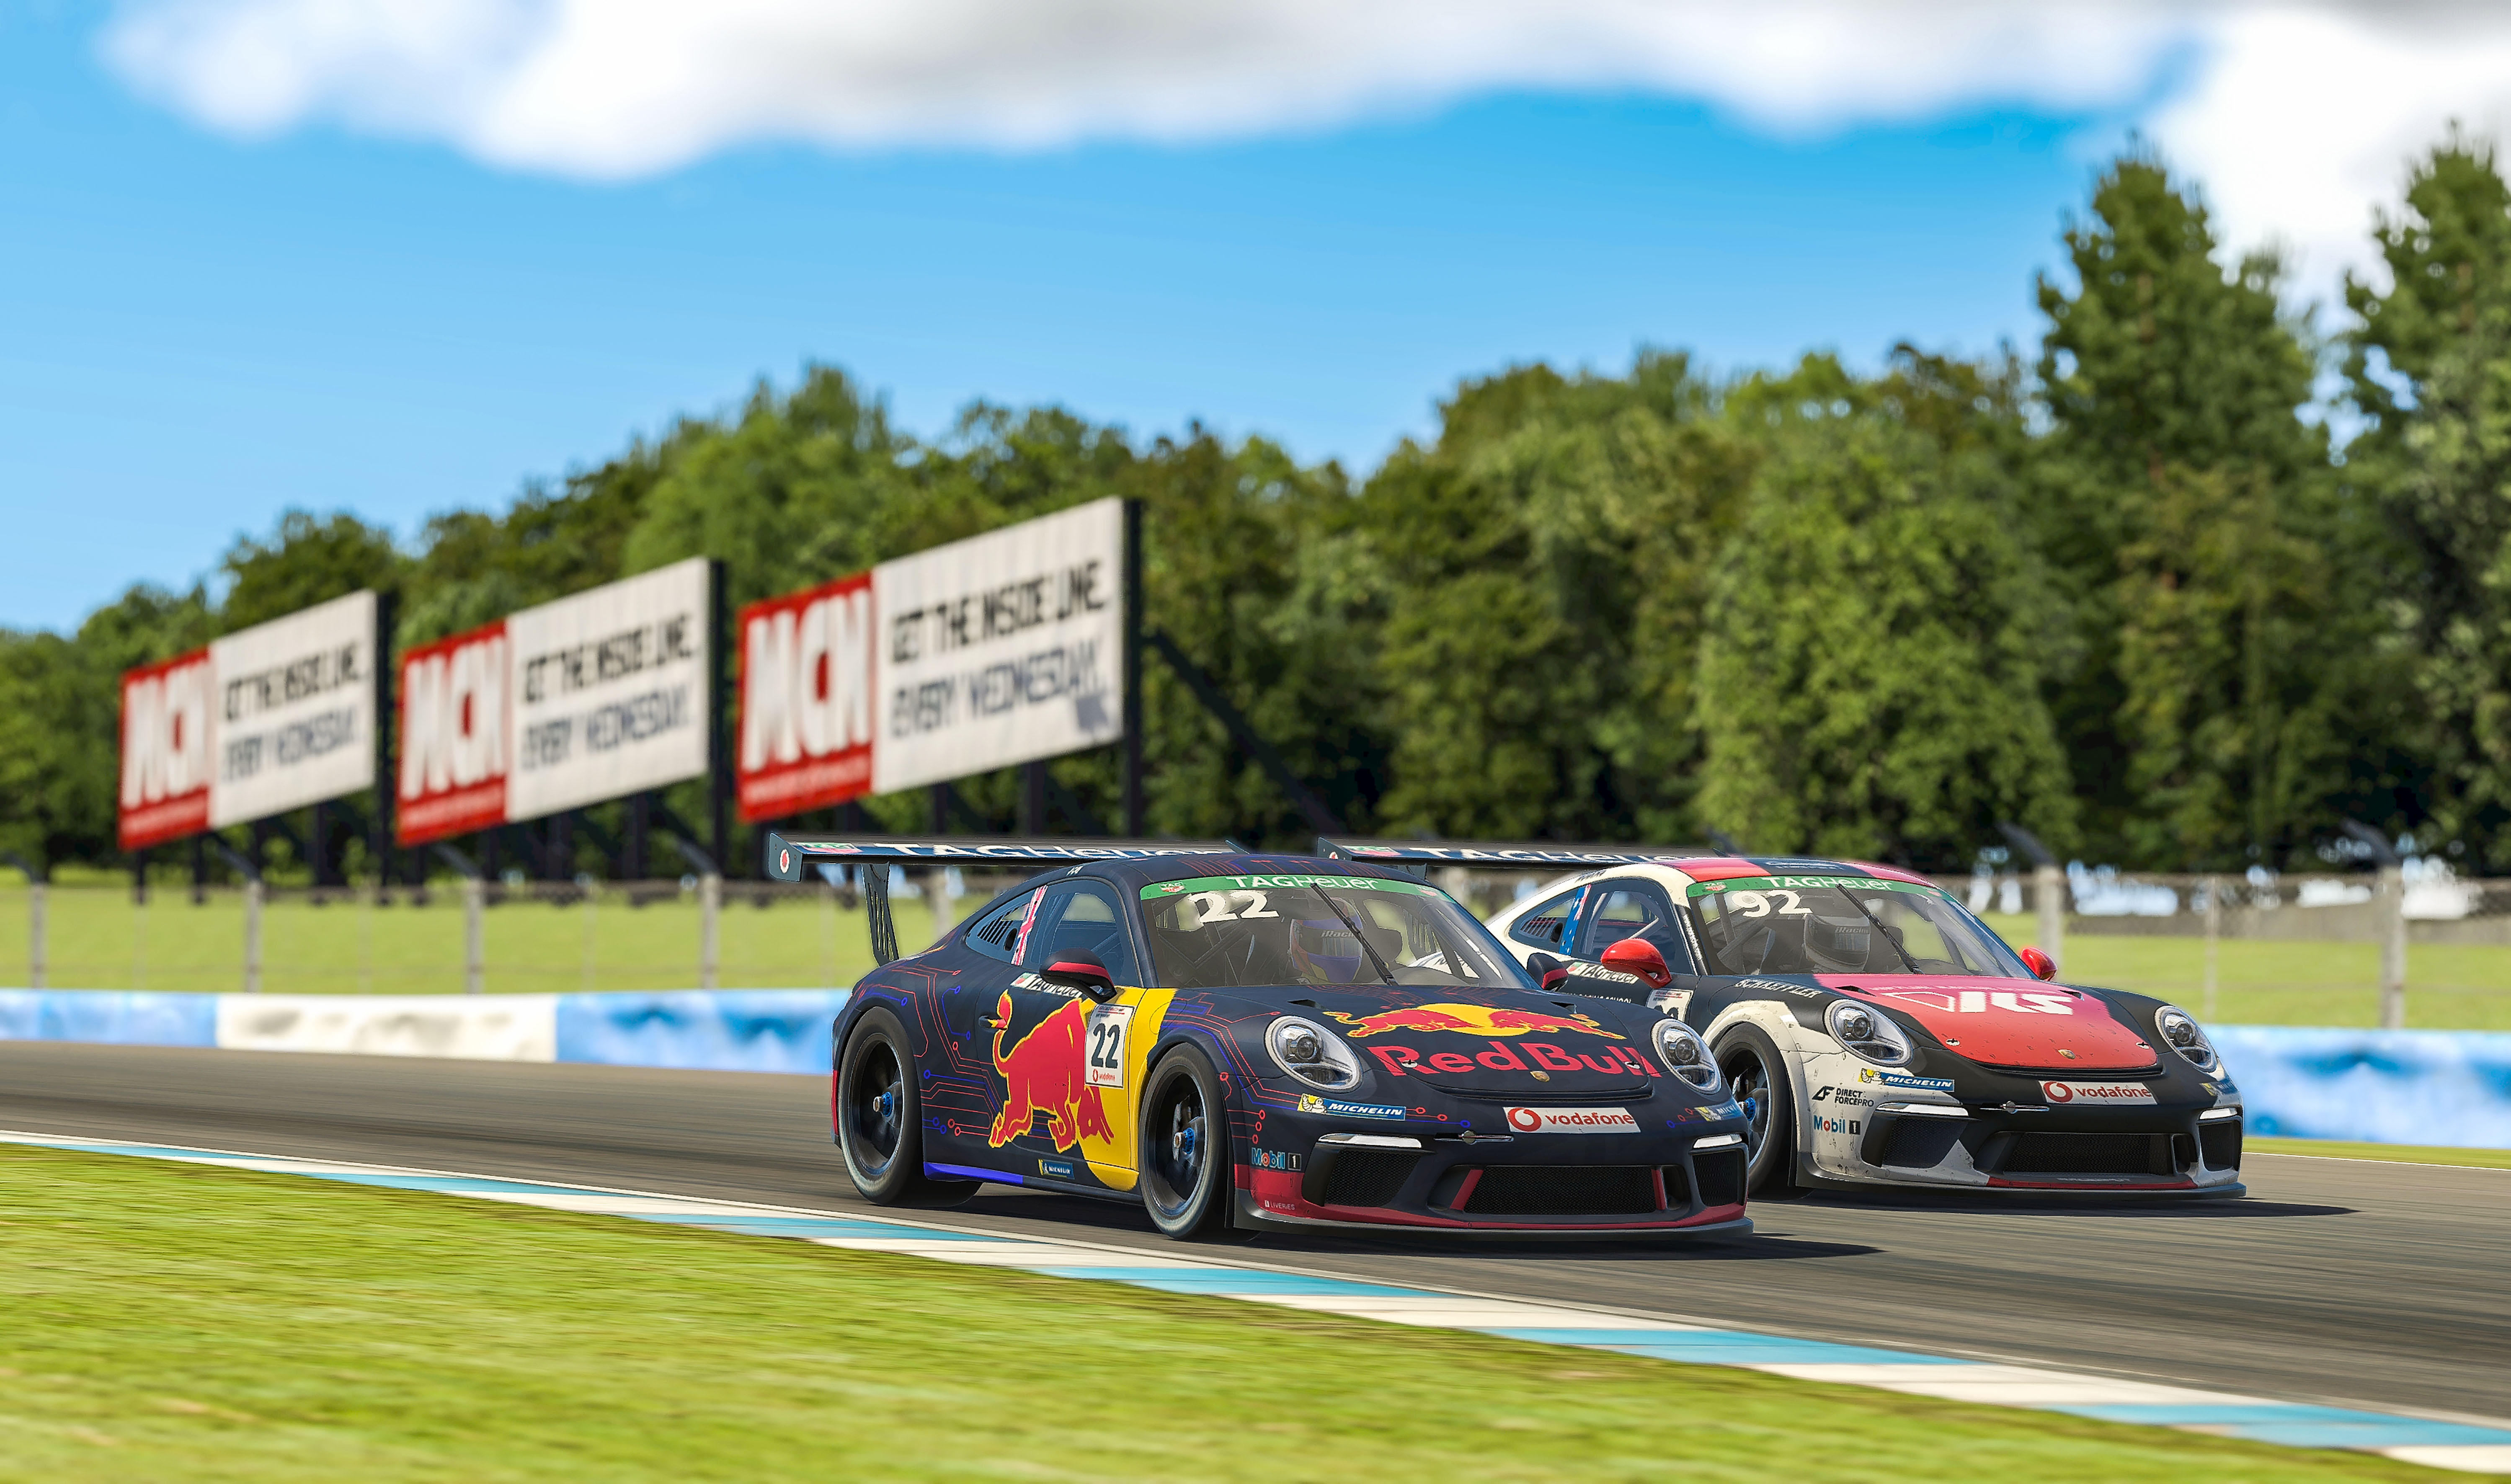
[1291, 919, 1369, 984]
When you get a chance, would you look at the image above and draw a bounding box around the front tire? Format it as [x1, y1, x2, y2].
[1716, 1024, 1801, 1198]
[1138, 1045, 1238, 1241]
[837, 1007, 978, 1207]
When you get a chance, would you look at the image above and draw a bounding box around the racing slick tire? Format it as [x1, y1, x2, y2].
[1138, 1044, 1244, 1242]
[837, 1007, 978, 1208]
[1715, 1023, 1803, 1198]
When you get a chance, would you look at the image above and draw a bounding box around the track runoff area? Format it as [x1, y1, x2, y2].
[5, 1044, 2508, 1476]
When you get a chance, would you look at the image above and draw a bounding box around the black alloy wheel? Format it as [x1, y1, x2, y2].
[1715, 1023, 1801, 1197]
[1138, 1045, 1239, 1241]
[836, 1007, 978, 1207]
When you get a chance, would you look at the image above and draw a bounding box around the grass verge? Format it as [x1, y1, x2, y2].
[0, 1145, 2437, 1482]
[2249, 1136, 2511, 1169]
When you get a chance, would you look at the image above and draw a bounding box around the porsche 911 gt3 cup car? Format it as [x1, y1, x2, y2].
[766, 834, 1755, 1239]
[1317, 840, 2243, 1199]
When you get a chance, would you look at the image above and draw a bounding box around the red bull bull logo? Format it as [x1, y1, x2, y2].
[1326, 1003, 1623, 1040]
[988, 992, 1115, 1149]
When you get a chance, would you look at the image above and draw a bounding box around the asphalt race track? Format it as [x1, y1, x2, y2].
[5, 1043, 2506, 1424]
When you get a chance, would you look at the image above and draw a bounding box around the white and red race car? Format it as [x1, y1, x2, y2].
[1318, 841, 2245, 1199]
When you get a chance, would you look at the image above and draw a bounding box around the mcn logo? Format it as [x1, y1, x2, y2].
[737, 573, 875, 819]
[118, 651, 214, 848]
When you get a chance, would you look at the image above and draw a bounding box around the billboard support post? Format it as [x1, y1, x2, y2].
[708, 559, 730, 884]
[373, 592, 396, 893]
[1123, 498, 1144, 836]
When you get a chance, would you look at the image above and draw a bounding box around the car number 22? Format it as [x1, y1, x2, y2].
[1085, 1005, 1134, 1089]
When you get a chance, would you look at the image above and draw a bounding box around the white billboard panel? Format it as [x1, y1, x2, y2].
[503, 557, 712, 823]
[208, 590, 378, 828]
[870, 498, 1124, 795]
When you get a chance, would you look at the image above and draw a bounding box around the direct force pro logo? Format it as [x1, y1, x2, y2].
[1503, 1106, 1639, 1133]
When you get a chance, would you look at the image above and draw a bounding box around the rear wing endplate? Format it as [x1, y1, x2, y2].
[763, 833, 1234, 965]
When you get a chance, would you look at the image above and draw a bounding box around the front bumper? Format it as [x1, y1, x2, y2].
[1806, 1102, 2246, 1196]
[1233, 1120, 1752, 1236]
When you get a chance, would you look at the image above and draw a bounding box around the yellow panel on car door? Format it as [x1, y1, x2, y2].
[1077, 986, 1175, 1191]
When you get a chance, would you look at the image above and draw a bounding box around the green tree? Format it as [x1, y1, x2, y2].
[2035, 153, 2388, 867]
[2346, 136, 2511, 866]
[217, 510, 405, 633]
[1694, 414, 2072, 867]
[1357, 353, 1754, 842]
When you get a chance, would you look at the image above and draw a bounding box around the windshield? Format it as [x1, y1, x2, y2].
[1687, 875, 2030, 978]
[1139, 872, 1534, 991]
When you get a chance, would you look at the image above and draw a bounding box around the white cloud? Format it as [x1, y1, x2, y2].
[96, 1, 2511, 294]
[2145, 7, 2511, 300]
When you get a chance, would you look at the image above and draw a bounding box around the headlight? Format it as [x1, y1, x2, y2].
[1265, 1016, 1363, 1090]
[1826, 999, 1913, 1065]
[2152, 1004, 2219, 1072]
[1652, 1022, 1721, 1093]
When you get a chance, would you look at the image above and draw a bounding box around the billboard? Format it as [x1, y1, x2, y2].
[397, 558, 713, 847]
[733, 498, 1125, 822]
[118, 591, 379, 851]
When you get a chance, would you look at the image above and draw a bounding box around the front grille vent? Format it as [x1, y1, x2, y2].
[1461, 1165, 1659, 1216]
[2003, 1132, 2168, 1176]
[1690, 1151, 1744, 1208]
[1314, 1150, 1417, 1208]
[1877, 1118, 1964, 1170]
[2198, 1120, 2243, 1170]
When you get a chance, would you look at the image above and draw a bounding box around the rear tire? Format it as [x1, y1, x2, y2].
[1716, 1023, 1803, 1198]
[837, 1007, 979, 1207]
[1138, 1045, 1241, 1241]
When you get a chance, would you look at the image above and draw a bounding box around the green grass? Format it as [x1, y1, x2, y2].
[1978, 914, 2511, 1030]
[2248, 1137, 2511, 1169]
[0, 1146, 2433, 1482]
[0, 883, 2503, 1024]
[0, 880, 920, 995]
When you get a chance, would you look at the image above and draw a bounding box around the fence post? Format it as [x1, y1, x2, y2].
[2035, 863, 2065, 974]
[699, 872, 721, 991]
[4, 854, 43, 989]
[242, 877, 263, 995]
[27, 880, 44, 991]
[2377, 862, 2408, 1030]
[464, 876, 485, 995]
[209, 839, 263, 994]
[2202, 874, 2221, 1022]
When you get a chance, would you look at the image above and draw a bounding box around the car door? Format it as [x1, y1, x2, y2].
[940, 879, 1146, 1185]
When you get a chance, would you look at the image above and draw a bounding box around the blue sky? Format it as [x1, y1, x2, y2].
[1, 3, 2483, 633]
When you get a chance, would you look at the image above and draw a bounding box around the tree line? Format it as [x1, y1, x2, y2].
[7, 139, 2511, 880]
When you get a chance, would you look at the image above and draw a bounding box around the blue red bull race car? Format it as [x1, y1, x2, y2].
[765, 835, 1754, 1240]
[1311, 840, 2245, 1201]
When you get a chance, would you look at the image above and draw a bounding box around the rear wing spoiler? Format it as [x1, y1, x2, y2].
[1313, 837, 1715, 874]
[763, 832, 1235, 965]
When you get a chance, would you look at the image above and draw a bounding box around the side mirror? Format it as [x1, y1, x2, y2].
[1042, 952, 1118, 1001]
[1525, 952, 1571, 993]
[1599, 937, 1673, 989]
[2018, 946, 2057, 981]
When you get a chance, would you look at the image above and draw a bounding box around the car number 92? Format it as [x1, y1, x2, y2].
[1086, 1005, 1134, 1089]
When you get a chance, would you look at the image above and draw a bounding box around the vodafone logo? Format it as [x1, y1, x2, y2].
[779, 847, 792, 874]
[2041, 1080, 2156, 1105]
[1502, 1106, 1640, 1134]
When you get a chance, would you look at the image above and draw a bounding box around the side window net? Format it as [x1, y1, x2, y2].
[1509, 891, 1580, 949]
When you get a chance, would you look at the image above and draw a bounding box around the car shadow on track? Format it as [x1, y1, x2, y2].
[959, 1187, 1875, 1261]
[1782, 1191, 2356, 1219]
